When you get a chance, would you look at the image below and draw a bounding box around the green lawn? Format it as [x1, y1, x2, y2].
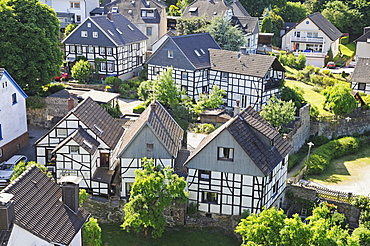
[339, 43, 356, 57]
[101, 224, 240, 246]
[285, 79, 333, 117]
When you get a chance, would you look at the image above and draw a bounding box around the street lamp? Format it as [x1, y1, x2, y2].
[306, 142, 314, 168]
[345, 117, 351, 136]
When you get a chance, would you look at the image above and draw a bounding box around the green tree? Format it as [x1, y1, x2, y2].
[280, 85, 306, 109]
[121, 158, 188, 238]
[322, 82, 357, 115]
[11, 161, 50, 181]
[168, 5, 181, 16]
[0, 0, 62, 95]
[176, 17, 210, 36]
[64, 23, 77, 37]
[274, 1, 308, 23]
[79, 189, 88, 206]
[239, 0, 286, 17]
[194, 85, 226, 113]
[71, 60, 92, 83]
[207, 16, 245, 51]
[83, 217, 102, 246]
[261, 10, 284, 46]
[260, 94, 296, 130]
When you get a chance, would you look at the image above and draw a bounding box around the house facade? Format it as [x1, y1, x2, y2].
[34, 97, 125, 196]
[281, 12, 343, 66]
[0, 165, 89, 246]
[117, 101, 183, 198]
[231, 16, 259, 54]
[350, 57, 370, 94]
[0, 68, 28, 163]
[104, 0, 167, 51]
[354, 27, 370, 60]
[184, 106, 293, 215]
[62, 13, 148, 81]
[146, 33, 221, 101]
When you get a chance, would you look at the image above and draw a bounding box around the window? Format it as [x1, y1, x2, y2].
[181, 85, 188, 92]
[282, 158, 285, 166]
[358, 83, 366, 90]
[294, 31, 300, 37]
[307, 32, 318, 38]
[268, 172, 273, 183]
[70, 45, 75, 53]
[70, 1, 80, 8]
[194, 50, 201, 56]
[0, 124, 2, 140]
[70, 146, 79, 154]
[57, 128, 67, 137]
[76, 46, 82, 54]
[94, 124, 103, 134]
[76, 15, 81, 22]
[141, 9, 154, 18]
[146, 143, 154, 151]
[146, 27, 152, 36]
[241, 95, 248, 108]
[168, 50, 173, 58]
[181, 71, 188, 80]
[100, 62, 106, 71]
[199, 170, 210, 180]
[81, 31, 87, 37]
[87, 23, 91, 28]
[93, 32, 98, 38]
[153, 67, 160, 75]
[203, 70, 208, 79]
[221, 72, 228, 80]
[107, 62, 114, 72]
[88, 46, 94, 53]
[273, 182, 278, 195]
[202, 85, 208, 94]
[107, 48, 113, 55]
[12, 93, 17, 104]
[218, 147, 234, 161]
[100, 153, 109, 167]
[202, 191, 217, 203]
[46, 149, 56, 165]
[100, 47, 105, 55]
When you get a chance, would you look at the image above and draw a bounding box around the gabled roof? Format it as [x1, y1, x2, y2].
[118, 101, 183, 158]
[354, 29, 370, 43]
[52, 127, 100, 155]
[210, 49, 285, 77]
[0, 68, 28, 99]
[350, 57, 370, 84]
[35, 97, 125, 149]
[231, 16, 259, 35]
[184, 106, 293, 175]
[1, 165, 89, 245]
[104, 0, 166, 24]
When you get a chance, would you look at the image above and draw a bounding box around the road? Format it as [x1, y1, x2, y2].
[321, 67, 355, 74]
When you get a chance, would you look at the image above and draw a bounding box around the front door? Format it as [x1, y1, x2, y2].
[100, 153, 110, 167]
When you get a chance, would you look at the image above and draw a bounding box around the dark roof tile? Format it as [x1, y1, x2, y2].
[350, 57, 370, 84]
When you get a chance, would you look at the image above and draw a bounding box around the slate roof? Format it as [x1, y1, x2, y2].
[350, 57, 370, 84]
[231, 16, 259, 35]
[354, 29, 370, 42]
[118, 101, 183, 158]
[104, 0, 166, 24]
[184, 106, 293, 175]
[35, 97, 125, 149]
[0, 165, 89, 245]
[209, 49, 285, 77]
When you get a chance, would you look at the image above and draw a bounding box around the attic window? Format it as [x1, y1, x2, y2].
[189, 7, 198, 12]
[200, 48, 205, 54]
[194, 50, 201, 56]
[94, 124, 103, 134]
[131, 0, 135, 5]
[146, 1, 150, 7]
[217, 147, 234, 161]
[112, 7, 118, 13]
[306, 21, 309, 24]
[116, 28, 122, 34]
[107, 30, 114, 36]
[128, 25, 134, 31]
[81, 31, 88, 37]
[83, 140, 93, 149]
[128, 10, 132, 14]
[87, 23, 91, 28]
[146, 143, 154, 151]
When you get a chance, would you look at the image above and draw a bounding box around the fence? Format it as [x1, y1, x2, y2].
[305, 183, 357, 203]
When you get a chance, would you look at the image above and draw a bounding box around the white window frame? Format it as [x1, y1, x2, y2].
[81, 31, 88, 37]
[70, 146, 79, 154]
[100, 62, 106, 71]
[93, 32, 98, 38]
[107, 62, 114, 72]
[76, 46, 82, 54]
[107, 47, 113, 55]
[57, 128, 67, 137]
[100, 47, 105, 55]
[217, 147, 234, 161]
[88, 46, 94, 53]
[70, 1, 80, 8]
[70, 45, 75, 53]
[76, 15, 81, 22]
[168, 50, 173, 58]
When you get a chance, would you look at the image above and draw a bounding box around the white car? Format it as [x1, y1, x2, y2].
[0, 155, 28, 181]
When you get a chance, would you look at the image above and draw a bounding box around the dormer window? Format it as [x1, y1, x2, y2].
[141, 9, 155, 18]
[189, 7, 197, 12]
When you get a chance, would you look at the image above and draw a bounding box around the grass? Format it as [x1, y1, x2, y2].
[308, 147, 370, 185]
[101, 224, 240, 246]
[339, 42, 356, 57]
[285, 79, 334, 117]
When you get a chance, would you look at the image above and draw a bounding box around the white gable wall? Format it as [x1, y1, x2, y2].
[8, 224, 50, 246]
[356, 41, 370, 59]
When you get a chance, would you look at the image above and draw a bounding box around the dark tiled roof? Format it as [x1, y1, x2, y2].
[185, 106, 293, 175]
[210, 49, 285, 77]
[1, 165, 89, 245]
[306, 12, 342, 41]
[92, 167, 114, 183]
[0, 226, 11, 246]
[174, 150, 190, 177]
[355, 29, 370, 42]
[231, 16, 259, 35]
[104, 0, 166, 24]
[90, 13, 148, 45]
[119, 101, 183, 158]
[350, 57, 370, 84]
[171, 33, 221, 70]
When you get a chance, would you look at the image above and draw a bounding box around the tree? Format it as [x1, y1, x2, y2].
[168, 5, 181, 16]
[274, 1, 308, 23]
[194, 85, 226, 113]
[11, 161, 50, 181]
[71, 60, 92, 83]
[83, 217, 102, 246]
[176, 17, 209, 36]
[121, 158, 188, 238]
[0, 0, 62, 94]
[207, 16, 245, 51]
[64, 23, 77, 37]
[322, 82, 357, 115]
[260, 10, 284, 46]
[260, 94, 296, 130]
[280, 85, 306, 109]
[239, 0, 286, 17]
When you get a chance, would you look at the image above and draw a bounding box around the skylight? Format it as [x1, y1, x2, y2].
[107, 30, 114, 36]
[189, 7, 198, 12]
[83, 140, 93, 149]
[116, 28, 122, 34]
[194, 50, 201, 57]
[93, 124, 103, 134]
[200, 48, 205, 54]
[128, 25, 134, 31]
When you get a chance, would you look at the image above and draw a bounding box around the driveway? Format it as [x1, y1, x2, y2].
[16, 125, 49, 162]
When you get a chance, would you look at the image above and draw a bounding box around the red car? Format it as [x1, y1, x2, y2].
[326, 62, 336, 69]
[53, 72, 68, 81]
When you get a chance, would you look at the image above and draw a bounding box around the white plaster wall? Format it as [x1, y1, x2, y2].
[0, 74, 27, 147]
[8, 224, 49, 246]
[41, 0, 98, 22]
[356, 42, 370, 59]
[69, 229, 83, 246]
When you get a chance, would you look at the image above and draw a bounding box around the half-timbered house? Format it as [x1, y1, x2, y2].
[350, 57, 370, 94]
[34, 97, 125, 196]
[62, 13, 148, 81]
[184, 106, 293, 216]
[117, 101, 183, 198]
[146, 33, 221, 100]
[231, 16, 259, 54]
[209, 49, 285, 110]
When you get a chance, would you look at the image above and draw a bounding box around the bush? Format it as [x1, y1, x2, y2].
[133, 103, 147, 114]
[105, 77, 123, 92]
[26, 96, 46, 109]
[190, 123, 216, 134]
[187, 202, 199, 216]
[321, 69, 332, 76]
[309, 135, 330, 146]
[280, 86, 306, 109]
[340, 36, 349, 45]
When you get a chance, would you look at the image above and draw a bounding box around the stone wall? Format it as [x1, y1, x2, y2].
[64, 82, 106, 91]
[27, 108, 50, 128]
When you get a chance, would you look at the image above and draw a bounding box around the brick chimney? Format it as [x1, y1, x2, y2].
[59, 176, 82, 213]
[151, 102, 157, 112]
[107, 12, 113, 21]
[0, 193, 15, 230]
[68, 93, 74, 111]
[233, 100, 240, 117]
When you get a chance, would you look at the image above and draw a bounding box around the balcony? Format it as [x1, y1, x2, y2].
[290, 36, 324, 44]
[293, 51, 326, 58]
[264, 78, 282, 91]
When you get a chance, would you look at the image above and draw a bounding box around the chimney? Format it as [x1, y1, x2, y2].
[68, 93, 74, 111]
[0, 193, 15, 230]
[59, 176, 82, 213]
[364, 26, 370, 34]
[107, 12, 113, 21]
[234, 100, 240, 117]
[151, 102, 157, 112]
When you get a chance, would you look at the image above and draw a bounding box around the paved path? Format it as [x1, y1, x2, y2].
[117, 98, 142, 115]
[16, 125, 49, 162]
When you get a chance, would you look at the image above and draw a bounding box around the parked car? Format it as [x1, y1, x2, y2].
[53, 72, 68, 81]
[326, 61, 336, 69]
[0, 155, 28, 181]
[349, 61, 356, 68]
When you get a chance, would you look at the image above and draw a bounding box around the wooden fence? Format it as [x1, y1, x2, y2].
[305, 183, 357, 203]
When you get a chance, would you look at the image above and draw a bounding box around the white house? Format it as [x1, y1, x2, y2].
[0, 165, 89, 246]
[0, 68, 28, 163]
[39, 0, 100, 28]
[231, 16, 259, 54]
[281, 12, 343, 67]
[184, 106, 293, 216]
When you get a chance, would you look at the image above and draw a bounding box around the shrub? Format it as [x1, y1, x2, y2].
[310, 105, 319, 118]
[105, 77, 123, 92]
[133, 103, 147, 114]
[340, 36, 349, 45]
[190, 123, 216, 134]
[321, 69, 332, 76]
[26, 96, 46, 109]
[187, 202, 199, 216]
[309, 135, 330, 146]
[280, 86, 306, 109]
